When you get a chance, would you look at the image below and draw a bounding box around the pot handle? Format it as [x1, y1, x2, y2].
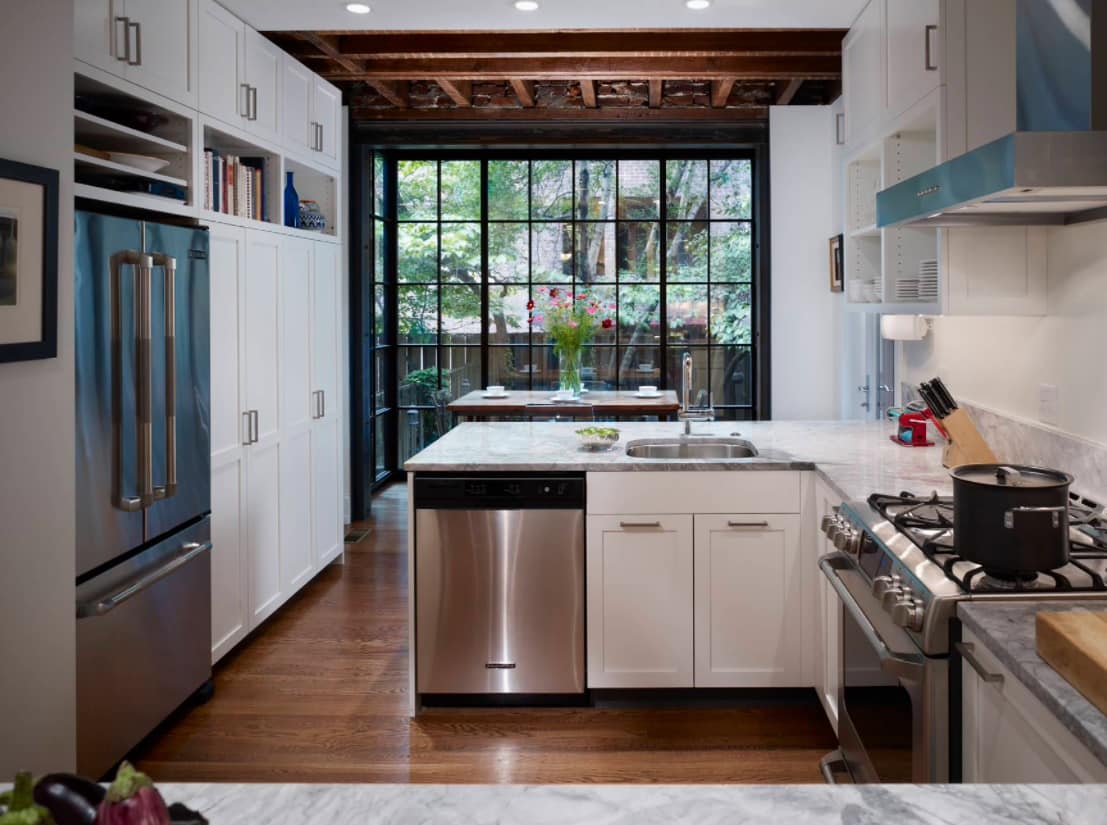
[996, 466, 1023, 485]
[1003, 505, 1065, 530]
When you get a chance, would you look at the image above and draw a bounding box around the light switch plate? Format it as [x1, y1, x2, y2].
[1038, 383, 1060, 426]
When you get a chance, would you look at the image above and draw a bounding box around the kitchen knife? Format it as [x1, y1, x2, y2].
[931, 377, 958, 411]
[918, 382, 948, 418]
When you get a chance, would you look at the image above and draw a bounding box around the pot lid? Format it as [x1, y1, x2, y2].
[951, 464, 1074, 488]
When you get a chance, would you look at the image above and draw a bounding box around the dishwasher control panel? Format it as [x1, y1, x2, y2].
[414, 475, 586, 509]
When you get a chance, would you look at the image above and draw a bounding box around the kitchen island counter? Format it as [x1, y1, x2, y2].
[404, 419, 954, 501]
[155, 782, 1107, 824]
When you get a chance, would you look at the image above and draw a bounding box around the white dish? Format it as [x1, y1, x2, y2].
[634, 391, 663, 398]
[482, 392, 509, 399]
[107, 152, 171, 173]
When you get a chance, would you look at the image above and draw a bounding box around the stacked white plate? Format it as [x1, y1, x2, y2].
[895, 276, 919, 300]
[918, 259, 939, 301]
[847, 279, 882, 303]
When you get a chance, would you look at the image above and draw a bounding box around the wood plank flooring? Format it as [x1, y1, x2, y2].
[134, 483, 836, 783]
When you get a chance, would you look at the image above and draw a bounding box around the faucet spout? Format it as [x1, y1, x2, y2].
[677, 351, 714, 435]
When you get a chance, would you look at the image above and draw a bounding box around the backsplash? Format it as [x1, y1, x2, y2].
[964, 403, 1107, 502]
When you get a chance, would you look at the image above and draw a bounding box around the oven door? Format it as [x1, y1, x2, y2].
[820, 554, 949, 783]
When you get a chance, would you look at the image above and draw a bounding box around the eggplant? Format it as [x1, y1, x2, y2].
[97, 763, 170, 825]
[33, 775, 103, 825]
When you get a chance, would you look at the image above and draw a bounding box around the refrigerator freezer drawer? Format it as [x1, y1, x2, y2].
[415, 508, 585, 694]
[76, 517, 212, 778]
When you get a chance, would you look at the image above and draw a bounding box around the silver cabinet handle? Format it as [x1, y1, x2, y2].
[110, 250, 154, 512]
[251, 409, 259, 443]
[727, 520, 770, 528]
[242, 411, 252, 445]
[320, 389, 325, 418]
[619, 521, 662, 528]
[835, 112, 845, 145]
[114, 16, 130, 61]
[128, 20, 141, 66]
[924, 24, 938, 71]
[249, 86, 259, 121]
[240, 83, 251, 118]
[318, 122, 324, 152]
[77, 541, 212, 618]
[151, 252, 177, 500]
[956, 642, 1004, 685]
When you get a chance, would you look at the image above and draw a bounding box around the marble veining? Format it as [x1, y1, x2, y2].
[959, 601, 1107, 767]
[403, 420, 955, 502]
[158, 782, 1107, 824]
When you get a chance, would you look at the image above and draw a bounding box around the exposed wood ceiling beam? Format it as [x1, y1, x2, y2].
[349, 105, 770, 123]
[711, 78, 736, 108]
[290, 31, 364, 74]
[649, 79, 663, 109]
[580, 79, 597, 108]
[321, 55, 841, 81]
[331, 29, 846, 58]
[775, 78, 804, 105]
[365, 79, 408, 109]
[436, 79, 473, 106]
[509, 78, 536, 108]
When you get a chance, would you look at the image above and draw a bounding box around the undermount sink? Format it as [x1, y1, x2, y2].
[625, 437, 759, 460]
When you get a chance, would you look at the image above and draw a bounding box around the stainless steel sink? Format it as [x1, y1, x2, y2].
[625, 437, 759, 459]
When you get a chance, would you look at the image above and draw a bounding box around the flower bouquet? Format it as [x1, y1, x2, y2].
[528, 287, 614, 398]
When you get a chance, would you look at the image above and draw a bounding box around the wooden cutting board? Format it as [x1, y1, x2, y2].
[1036, 610, 1107, 716]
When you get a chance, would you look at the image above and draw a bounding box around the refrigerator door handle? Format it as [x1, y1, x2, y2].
[76, 541, 213, 618]
[110, 250, 155, 512]
[150, 253, 178, 501]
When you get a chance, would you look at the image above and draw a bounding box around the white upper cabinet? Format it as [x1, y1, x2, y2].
[312, 76, 343, 167]
[841, 0, 884, 147]
[76, 0, 197, 106]
[885, 0, 939, 118]
[281, 56, 314, 154]
[198, 0, 245, 126]
[243, 28, 284, 144]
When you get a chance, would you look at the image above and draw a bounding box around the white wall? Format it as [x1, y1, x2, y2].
[901, 220, 1107, 445]
[769, 106, 841, 420]
[0, 0, 76, 774]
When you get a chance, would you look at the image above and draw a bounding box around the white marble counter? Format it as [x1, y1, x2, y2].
[403, 420, 954, 501]
[159, 782, 1107, 824]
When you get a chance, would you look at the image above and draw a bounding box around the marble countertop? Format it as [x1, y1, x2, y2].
[403, 420, 954, 501]
[959, 601, 1107, 767]
[155, 782, 1107, 823]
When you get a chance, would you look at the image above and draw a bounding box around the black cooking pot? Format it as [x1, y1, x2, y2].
[951, 464, 1074, 574]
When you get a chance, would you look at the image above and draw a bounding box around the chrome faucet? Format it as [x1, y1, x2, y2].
[678, 351, 715, 435]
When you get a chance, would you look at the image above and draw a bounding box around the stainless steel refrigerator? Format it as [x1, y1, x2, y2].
[74, 210, 211, 778]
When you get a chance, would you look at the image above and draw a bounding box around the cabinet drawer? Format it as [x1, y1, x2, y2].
[587, 471, 800, 515]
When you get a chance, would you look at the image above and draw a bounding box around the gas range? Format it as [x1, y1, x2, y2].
[822, 491, 1107, 657]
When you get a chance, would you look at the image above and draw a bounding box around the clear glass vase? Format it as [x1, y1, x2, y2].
[558, 347, 583, 398]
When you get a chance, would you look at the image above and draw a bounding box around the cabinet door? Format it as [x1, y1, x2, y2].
[279, 237, 313, 434]
[244, 27, 282, 143]
[243, 231, 281, 443]
[312, 76, 343, 165]
[842, 0, 884, 146]
[76, 0, 122, 74]
[245, 439, 282, 625]
[693, 514, 803, 687]
[312, 416, 343, 568]
[943, 227, 1047, 316]
[813, 480, 842, 732]
[586, 515, 694, 688]
[210, 457, 247, 662]
[281, 56, 313, 154]
[198, 0, 245, 126]
[124, 0, 196, 106]
[280, 428, 315, 594]
[311, 242, 342, 566]
[886, 0, 939, 118]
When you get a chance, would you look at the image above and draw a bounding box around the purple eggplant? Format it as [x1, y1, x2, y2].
[33, 774, 103, 825]
[96, 763, 170, 825]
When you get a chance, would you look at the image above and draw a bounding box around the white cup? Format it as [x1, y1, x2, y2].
[639, 385, 657, 395]
[638, 363, 654, 371]
[552, 390, 572, 400]
[486, 385, 505, 394]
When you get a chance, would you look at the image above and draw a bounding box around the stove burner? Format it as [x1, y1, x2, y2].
[867, 490, 1107, 594]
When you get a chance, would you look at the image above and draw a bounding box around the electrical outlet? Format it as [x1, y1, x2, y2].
[1039, 383, 1060, 425]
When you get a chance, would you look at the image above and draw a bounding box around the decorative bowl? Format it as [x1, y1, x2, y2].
[298, 199, 327, 232]
[576, 426, 620, 451]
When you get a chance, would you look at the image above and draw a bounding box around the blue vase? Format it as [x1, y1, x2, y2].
[283, 171, 299, 228]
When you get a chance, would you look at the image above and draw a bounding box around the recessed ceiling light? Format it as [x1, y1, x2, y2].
[345, 3, 371, 13]
[686, 0, 711, 9]
[514, 0, 540, 10]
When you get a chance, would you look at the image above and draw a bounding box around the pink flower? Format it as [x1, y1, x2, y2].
[608, 303, 616, 310]
[568, 321, 578, 328]
[587, 306, 598, 315]
[533, 314, 545, 324]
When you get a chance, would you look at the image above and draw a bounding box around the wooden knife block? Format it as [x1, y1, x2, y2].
[940, 408, 998, 468]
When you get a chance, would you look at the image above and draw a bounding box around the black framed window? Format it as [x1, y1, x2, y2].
[357, 149, 765, 484]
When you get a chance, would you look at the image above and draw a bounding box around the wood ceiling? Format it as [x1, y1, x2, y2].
[265, 29, 845, 123]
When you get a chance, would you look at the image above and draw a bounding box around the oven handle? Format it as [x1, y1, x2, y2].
[819, 554, 926, 681]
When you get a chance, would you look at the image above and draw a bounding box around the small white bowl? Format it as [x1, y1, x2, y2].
[108, 152, 172, 173]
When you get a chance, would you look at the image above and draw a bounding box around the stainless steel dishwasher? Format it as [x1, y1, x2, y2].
[414, 475, 586, 696]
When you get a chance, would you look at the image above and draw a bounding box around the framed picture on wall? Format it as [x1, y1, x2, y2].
[0, 158, 58, 363]
[828, 233, 844, 293]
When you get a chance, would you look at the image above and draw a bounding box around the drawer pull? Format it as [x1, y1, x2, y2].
[619, 521, 662, 528]
[728, 520, 769, 528]
[956, 642, 1004, 685]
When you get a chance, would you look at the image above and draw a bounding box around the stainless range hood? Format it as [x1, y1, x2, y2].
[878, 0, 1107, 228]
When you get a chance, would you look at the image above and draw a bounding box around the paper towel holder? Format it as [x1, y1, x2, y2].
[881, 315, 932, 342]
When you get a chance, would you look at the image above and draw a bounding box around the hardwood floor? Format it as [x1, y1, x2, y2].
[134, 483, 836, 783]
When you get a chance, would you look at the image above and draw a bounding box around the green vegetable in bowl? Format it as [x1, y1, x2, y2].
[0, 772, 54, 825]
[576, 426, 620, 439]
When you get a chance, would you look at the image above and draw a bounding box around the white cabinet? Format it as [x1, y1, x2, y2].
[942, 227, 1048, 316]
[693, 515, 803, 687]
[961, 627, 1107, 782]
[198, 0, 282, 141]
[586, 516, 695, 688]
[75, 0, 197, 106]
[885, 0, 939, 119]
[311, 242, 344, 566]
[842, 0, 884, 147]
[813, 478, 842, 732]
[281, 56, 343, 169]
[243, 232, 281, 443]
